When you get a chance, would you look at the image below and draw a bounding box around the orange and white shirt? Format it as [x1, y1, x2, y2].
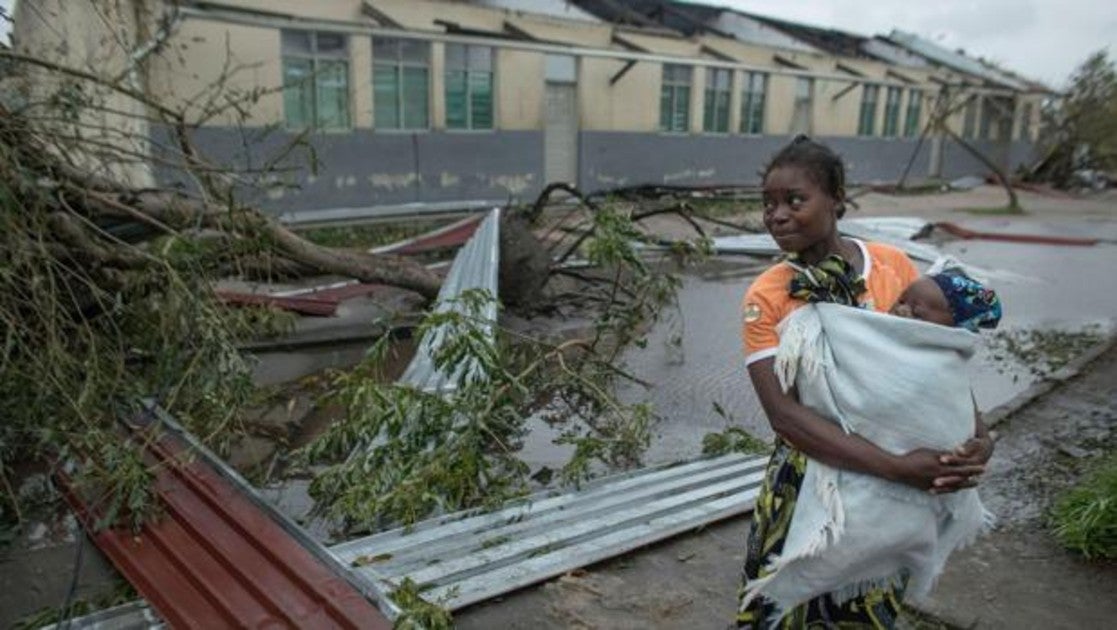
[742, 240, 920, 365]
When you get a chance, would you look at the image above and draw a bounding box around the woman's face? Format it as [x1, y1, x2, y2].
[762, 165, 839, 254]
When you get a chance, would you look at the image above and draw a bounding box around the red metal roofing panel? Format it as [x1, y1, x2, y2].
[58, 421, 392, 630]
[216, 290, 340, 317]
[371, 214, 484, 256]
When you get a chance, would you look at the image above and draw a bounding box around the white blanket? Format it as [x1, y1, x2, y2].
[741, 303, 991, 620]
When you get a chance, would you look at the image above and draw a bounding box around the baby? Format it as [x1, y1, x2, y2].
[890, 271, 1002, 331]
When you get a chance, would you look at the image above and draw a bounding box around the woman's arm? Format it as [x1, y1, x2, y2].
[749, 358, 986, 491]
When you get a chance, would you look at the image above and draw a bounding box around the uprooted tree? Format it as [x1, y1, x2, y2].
[0, 5, 714, 542]
[1032, 50, 1117, 187]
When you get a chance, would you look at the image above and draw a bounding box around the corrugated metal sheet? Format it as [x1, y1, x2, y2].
[40, 601, 162, 630]
[279, 200, 499, 228]
[888, 31, 1026, 90]
[329, 452, 768, 611]
[397, 208, 502, 393]
[711, 217, 942, 263]
[57, 407, 394, 630]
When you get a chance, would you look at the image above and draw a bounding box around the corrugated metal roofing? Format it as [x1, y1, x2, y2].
[57, 408, 394, 630]
[471, 0, 603, 23]
[887, 30, 1027, 90]
[397, 207, 501, 393]
[329, 452, 768, 611]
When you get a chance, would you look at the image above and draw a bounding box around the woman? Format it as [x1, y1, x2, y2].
[737, 136, 994, 629]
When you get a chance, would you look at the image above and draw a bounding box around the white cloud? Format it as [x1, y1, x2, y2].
[685, 0, 1117, 89]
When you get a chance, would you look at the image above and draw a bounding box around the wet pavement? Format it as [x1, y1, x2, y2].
[598, 218, 1117, 468]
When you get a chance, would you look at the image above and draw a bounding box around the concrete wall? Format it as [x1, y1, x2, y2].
[136, 1, 1045, 213]
[11, 0, 158, 186]
[578, 133, 936, 191]
[153, 126, 543, 210]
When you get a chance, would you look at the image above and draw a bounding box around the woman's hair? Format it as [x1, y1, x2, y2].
[764, 135, 848, 218]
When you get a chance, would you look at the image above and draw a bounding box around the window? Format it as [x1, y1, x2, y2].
[979, 97, 994, 140]
[445, 44, 494, 130]
[903, 89, 923, 137]
[703, 68, 731, 133]
[962, 96, 977, 139]
[740, 71, 767, 134]
[1019, 102, 1032, 141]
[882, 86, 902, 137]
[373, 38, 430, 130]
[282, 30, 350, 130]
[790, 77, 813, 134]
[858, 84, 879, 136]
[660, 64, 692, 132]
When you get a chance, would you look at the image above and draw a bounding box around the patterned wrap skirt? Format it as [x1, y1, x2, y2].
[736, 441, 906, 629]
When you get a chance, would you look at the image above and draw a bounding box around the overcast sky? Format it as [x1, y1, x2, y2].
[0, 0, 1113, 88]
[688, 0, 1115, 89]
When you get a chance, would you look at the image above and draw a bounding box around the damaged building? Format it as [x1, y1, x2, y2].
[11, 0, 1054, 216]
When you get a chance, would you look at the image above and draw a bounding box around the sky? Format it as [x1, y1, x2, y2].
[0, 0, 1113, 88]
[687, 0, 1115, 89]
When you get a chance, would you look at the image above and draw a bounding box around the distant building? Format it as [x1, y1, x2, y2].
[11, 0, 1053, 215]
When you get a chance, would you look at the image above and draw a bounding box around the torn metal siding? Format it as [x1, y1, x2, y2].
[398, 208, 502, 393]
[57, 409, 394, 630]
[330, 452, 768, 611]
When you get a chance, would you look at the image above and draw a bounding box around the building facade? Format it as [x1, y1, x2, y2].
[12, 0, 1053, 215]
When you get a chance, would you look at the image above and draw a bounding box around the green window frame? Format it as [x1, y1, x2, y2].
[445, 44, 494, 130]
[282, 30, 350, 130]
[790, 77, 813, 134]
[979, 97, 994, 140]
[903, 89, 923, 137]
[858, 84, 879, 136]
[660, 64, 692, 132]
[373, 37, 430, 130]
[882, 86, 902, 137]
[740, 71, 767, 134]
[703, 68, 731, 133]
[1019, 102, 1032, 141]
[962, 96, 978, 139]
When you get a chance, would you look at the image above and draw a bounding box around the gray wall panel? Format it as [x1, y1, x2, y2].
[579, 133, 788, 191]
[579, 132, 935, 190]
[152, 127, 543, 213]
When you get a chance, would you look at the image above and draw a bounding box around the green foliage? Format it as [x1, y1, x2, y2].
[389, 578, 454, 630]
[299, 289, 656, 530]
[0, 123, 265, 536]
[701, 427, 771, 457]
[1051, 452, 1117, 559]
[302, 203, 698, 532]
[1037, 50, 1117, 186]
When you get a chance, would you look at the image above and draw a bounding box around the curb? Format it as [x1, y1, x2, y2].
[982, 331, 1116, 430]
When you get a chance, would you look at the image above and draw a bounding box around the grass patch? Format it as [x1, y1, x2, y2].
[1050, 451, 1117, 559]
[956, 204, 1026, 215]
[299, 218, 451, 250]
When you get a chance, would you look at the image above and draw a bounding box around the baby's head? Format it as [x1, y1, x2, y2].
[891, 272, 1002, 331]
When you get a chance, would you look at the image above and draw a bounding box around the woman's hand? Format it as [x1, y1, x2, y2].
[888, 448, 987, 493]
[930, 432, 996, 493]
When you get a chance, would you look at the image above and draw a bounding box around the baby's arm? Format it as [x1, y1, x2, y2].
[931, 392, 996, 493]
